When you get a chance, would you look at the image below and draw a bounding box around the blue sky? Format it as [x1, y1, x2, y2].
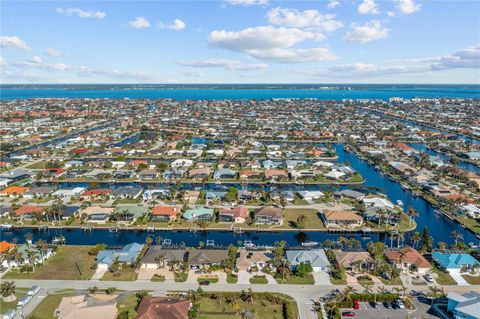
[1, 0, 479, 83]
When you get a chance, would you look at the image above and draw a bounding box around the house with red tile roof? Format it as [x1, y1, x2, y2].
[218, 206, 249, 223]
[151, 205, 181, 222]
[384, 246, 432, 274]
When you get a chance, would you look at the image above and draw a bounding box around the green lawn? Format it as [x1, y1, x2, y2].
[227, 273, 238, 284]
[462, 274, 480, 284]
[0, 288, 28, 314]
[101, 266, 138, 281]
[330, 276, 347, 285]
[3, 246, 96, 280]
[196, 292, 297, 319]
[281, 208, 325, 230]
[432, 267, 457, 285]
[379, 277, 403, 285]
[174, 271, 188, 282]
[197, 276, 219, 283]
[116, 291, 150, 318]
[275, 274, 315, 285]
[30, 290, 75, 319]
[151, 274, 165, 282]
[250, 275, 268, 284]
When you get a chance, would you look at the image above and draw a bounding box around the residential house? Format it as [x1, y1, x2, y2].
[187, 249, 228, 269]
[96, 243, 144, 270]
[447, 291, 480, 319]
[286, 249, 331, 272]
[151, 205, 181, 222]
[322, 210, 364, 228]
[1, 243, 54, 268]
[182, 207, 214, 222]
[236, 250, 272, 271]
[432, 252, 480, 272]
[14, 205, 45, 220]
[135, 297, 190, 319]
[213, 168, 237, 179]
[111, 186, 143, 199]
[141, 247, 187, 268]
[333, 250, 374, 271]
[254, 206, 283, 225]
[384, 246, 432, 274]
[218, 206, 249, 223]
[81, 206, 114, 224]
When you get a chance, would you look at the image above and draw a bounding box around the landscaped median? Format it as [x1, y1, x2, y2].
[197, 275, 219, 284]
[249, 274, 269, 284]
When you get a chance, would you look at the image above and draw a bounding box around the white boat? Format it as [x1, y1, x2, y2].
[397, 200, 404, 206]
[243, 240, 255, 248]
[162, 238, 172, 246]
[301, 241, 319, 247]
[0, 224, 13, 230]
[146, 227, 155, 232]
[51, 237, 65, 244]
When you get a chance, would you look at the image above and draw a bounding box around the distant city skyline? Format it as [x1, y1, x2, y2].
[1, 0, 479, 84]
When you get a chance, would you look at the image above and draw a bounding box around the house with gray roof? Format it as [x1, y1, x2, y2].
[96, 243, 144, 269]
[111, 186, 143, 199]
[447, 291, 480, 319]
[141, 246, 186, 269]
[285, 249, 331, 272]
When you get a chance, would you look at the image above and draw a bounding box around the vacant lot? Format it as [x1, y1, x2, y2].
[30, 290, 75, 319]
[281, 208, 325, 229]
[101, 266, 139, 281]
[3, 246, 97, 280]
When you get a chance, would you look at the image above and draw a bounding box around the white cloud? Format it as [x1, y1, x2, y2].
[224, 0, 268, 6]
[45, 48, 66, 57]
[183, 69, 204, 77]
[358, 0, 379, 15]
[387, 11, 395, 17]
[0, 36, 31, 51]
[208, 26, 337, 63]
[128, 16, 151, 29]
[28, 56, 43, 64]
[394, 0, 421, 14]
[428, 45, 480, 70]
[267, 7, 343, 32]
[176, 58, 268, 71]
[159, 19, 186, 31]
[327, 1, 340, 9]
[56, 8, 106, 19]
[344, 20, 390, 43]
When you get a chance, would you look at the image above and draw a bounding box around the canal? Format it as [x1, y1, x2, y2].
[1, 144, 478, 247]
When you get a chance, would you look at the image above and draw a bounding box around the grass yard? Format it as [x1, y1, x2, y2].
[197, 276, 219, 283]
[101, 266, 138, 281]
[174, 271, 189, 282]
[3, 246, 96, 280]
[275, 274, 315, 285]
[250, 275, 268, 284]
[462, 274, 480, 284]
[196, 292, 297, 319]
[0, 288, 29, 314]
[330, 276, 347, 285]
[227, 273, 238, 284]
[116, 291, 150, 318]
[30, 290, 75, 319]
[281, 208, 325, 230]
[151, 274, 165, 282]
[432, 267, 457, 285]
[379, 277, 403, 285]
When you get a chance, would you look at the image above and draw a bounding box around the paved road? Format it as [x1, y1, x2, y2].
[9, 279, 480, 319]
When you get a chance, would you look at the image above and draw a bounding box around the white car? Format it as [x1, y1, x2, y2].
[396, 300, 405, 309]
[424, 274, 434, 282]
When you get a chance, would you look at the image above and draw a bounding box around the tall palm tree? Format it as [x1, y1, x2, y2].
[0, 281, 16, 301]
[408, 207, 419, 227]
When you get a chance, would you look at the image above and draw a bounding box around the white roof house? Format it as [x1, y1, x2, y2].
[52, 187, 86, 198]
[363, 197, 395, 209]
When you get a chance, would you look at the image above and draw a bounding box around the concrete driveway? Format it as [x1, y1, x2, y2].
[448, 269, 469, 286]
[238, 270, 251, 284]
[313, 271, 332, 285]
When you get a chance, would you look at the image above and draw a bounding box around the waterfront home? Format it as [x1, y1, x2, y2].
[324, 170, 346, 180]
[0, 169, 32, 182]
[218, 206, 249, 223]
[262, 160, 282, 169]
[96, 243, 144, 269]
[81, 206, 114, 224]
[143, 189, 169, 200]
[151, 205, 181, 222]
[239, 169, 262, 180]
[254, 206, 283, 225]
[58, 205, 82, 220]
[52, 187, 85, 198]
[114, 205, 146, 222]
[171, 159, 193, 168]
[264, 169, 288, 180]
[140, 247, 187, 268]
[0, 205, 10, 217]
[188, 168, 211, 179]
[432, 252, 480, 272]
[447, 291, 480, 319]
[334, 189, 366, 200]
[333, 250, 374, 271]
[64, 160, 84, 168]
[14, 205, 45, 220]
[187, 249, 228, 269]
[135, 297, 190, 319]
[0, 241, 15, 255]
[291, 169, 316, 179]
[182, 207, 214, 222]
[213, 168, 237, 179]
[384, 246, 432, 274]
[321, 210, 364, 228]
[363, 196, 395, 209]
[0, 186, 29, 197]
[56, 295, 117, 319]
[298, 190, 324, 201]
[80, 189, 112, 201]
[285, 249, 331, 272]
[138, 169, 158, 180]
[112, 170, 133, 179]
[1, 243, 54, 268]
[111, 186, 143, 200]
[183, 191, 200, 204]
[236, 250, 272, 271]
[23, 186, 56, 199]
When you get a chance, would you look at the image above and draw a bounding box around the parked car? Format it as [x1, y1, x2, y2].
[199, 281, 210, 286]
[353, 299, 360, 309]
[369, 301, 378, 308]
[424, 274, 434, 282]
[383, 301, 392, 309]
[342, 311, 355, 317]
[396, 300, 405, 309]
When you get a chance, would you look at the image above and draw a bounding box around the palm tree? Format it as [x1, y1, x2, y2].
[154, 254, 165, 269]
[0, 281, 16, 302]
[397, 232, 404, 248]
[398, 248, 408, 271]
[450, 231, 463, 246]
[428, 286, 441, 305]
[408, 207, 419, 227]
[410, 231, 421, 248]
